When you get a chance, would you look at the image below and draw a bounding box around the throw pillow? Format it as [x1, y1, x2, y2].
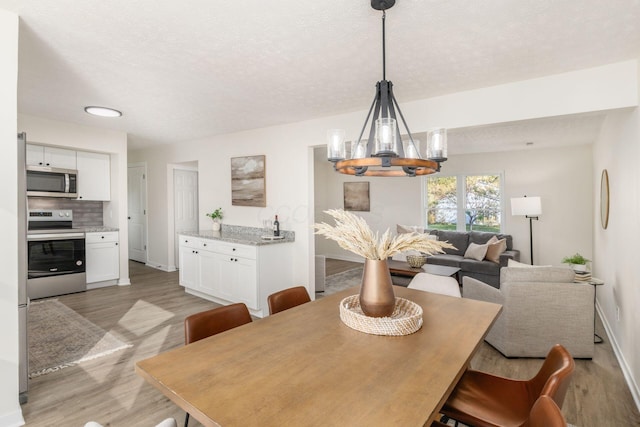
[396, 224, 424, 234]
[464, 242, 488, 261]
[485, 238, 507, 263]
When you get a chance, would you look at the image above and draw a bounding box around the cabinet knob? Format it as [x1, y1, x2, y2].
[203, 243, 207, 247]
[230, 257, 233, 261]
[38, 162, 43, 165]
[45, 163, 50, 166]
[101, 236, 105, 239]
[128, 216, 131, 220]
[232, 248, 236, 251]
[115, 242, 118, 246]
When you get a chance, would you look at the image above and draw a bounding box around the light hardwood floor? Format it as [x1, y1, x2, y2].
[21, 261, 639, 426]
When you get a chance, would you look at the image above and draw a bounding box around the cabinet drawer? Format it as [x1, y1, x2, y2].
[179, 236, 202, 249]
[215, 242, 256, 259]
[86, 232, 118, 244]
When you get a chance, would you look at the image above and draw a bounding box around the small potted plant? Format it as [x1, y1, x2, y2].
[206, 208, 223, 231]
[561, 252, 590, 272]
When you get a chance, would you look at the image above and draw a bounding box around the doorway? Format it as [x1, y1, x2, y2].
[127, 163, 147, 263]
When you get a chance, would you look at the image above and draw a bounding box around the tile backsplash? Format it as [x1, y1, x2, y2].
[28, 198, 103, 227]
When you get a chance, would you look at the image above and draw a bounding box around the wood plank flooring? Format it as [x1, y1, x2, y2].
[20, 260, 639, 426]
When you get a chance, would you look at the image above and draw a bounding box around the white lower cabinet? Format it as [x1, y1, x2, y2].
[178, 235, 293, 317]
[86, 232, 120, 284]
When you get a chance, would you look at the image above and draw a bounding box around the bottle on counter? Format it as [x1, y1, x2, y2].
[273, 215, 280, 237]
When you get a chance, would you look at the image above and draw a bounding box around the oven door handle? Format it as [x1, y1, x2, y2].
[27, 232, 85, 241]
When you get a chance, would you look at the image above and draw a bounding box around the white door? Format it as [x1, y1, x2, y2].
[174, 169, 199, 266]
[128, 165, 147, 263]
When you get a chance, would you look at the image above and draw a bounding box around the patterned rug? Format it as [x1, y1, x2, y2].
[28, 299, 132, 378]
[321, 267, 363, 297]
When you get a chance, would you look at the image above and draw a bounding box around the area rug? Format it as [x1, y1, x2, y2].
[322, 267, 363, 296]
[28, 299, 132, 378]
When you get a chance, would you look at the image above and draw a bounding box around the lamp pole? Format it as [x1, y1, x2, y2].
[526, 215, 539, 265]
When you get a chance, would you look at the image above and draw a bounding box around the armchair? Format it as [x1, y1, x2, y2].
[463, 266, 594, 358]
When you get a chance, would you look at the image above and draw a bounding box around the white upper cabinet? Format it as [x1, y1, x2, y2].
[76, 151, 111, 201]
[26, 144, 77, 169]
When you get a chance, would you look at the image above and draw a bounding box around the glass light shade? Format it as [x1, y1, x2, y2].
[374, 118, 398, 156]
[402, 140, 420, 159]
[327, 129, 346, 161]
[427, 128, 447, 160]
[351, 140, 367, 159]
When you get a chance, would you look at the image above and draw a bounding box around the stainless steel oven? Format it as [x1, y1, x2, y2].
[27, 210, 86, 299]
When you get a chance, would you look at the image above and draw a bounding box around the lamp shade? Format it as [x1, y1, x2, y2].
[511, 196, 542, 216]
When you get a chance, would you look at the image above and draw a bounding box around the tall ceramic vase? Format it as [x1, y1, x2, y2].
[359, 259, 396, 317]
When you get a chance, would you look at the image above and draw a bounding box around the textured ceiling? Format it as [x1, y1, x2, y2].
[2, 0, 639, 150]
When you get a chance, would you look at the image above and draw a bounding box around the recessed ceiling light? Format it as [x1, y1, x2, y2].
[84, 106, 122, 118]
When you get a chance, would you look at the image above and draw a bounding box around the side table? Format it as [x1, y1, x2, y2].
[586, 278, 605, 344]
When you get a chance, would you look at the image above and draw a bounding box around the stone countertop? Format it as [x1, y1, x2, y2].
[180, 224, 295, 246]
[84, 226, 119, 233]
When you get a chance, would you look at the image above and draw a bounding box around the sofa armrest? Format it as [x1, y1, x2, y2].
[462, 276, 504, 306]
[499, 250, 520, 267]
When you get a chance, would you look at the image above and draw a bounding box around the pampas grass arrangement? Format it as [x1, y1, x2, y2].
[314, 209, 455, 260]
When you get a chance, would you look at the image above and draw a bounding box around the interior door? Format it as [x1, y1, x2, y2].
[127, 165, 147, 263]
[174, 169, 199, 267]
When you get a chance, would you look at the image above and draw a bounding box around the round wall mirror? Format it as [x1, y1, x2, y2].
[600, 169, 609, 229]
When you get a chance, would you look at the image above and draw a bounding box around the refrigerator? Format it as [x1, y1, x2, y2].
[17, 132, 28, 403]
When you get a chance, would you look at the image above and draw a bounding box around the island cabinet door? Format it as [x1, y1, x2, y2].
[214, 254, 258, 310]
[232, 257, 258, 310]
[198, 249, 220, 295]
[179, 245, 200, 288]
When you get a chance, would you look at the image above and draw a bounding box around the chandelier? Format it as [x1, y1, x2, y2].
[327, 0, 447, 177]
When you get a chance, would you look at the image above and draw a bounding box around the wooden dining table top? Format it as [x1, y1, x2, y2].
[135, 286, 501, 427]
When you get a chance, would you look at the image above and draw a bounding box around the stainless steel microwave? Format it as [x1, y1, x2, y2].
[26, 165, 78, 198]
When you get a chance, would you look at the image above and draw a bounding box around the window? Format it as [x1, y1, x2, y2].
[425, 174, 503, 232]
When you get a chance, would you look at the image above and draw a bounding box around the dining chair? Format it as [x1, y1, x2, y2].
[267, 286, 311, 315]
[183, 303, 252, 426]
[440, 344, 575, 427]
[432, 395, 567, 427]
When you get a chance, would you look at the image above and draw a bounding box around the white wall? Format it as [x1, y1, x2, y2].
[592, 107, 640, 407]
[314, 144, 594, 266]
[130, 61, 637, 295]
[17, 114, 130, 285]
[0, 9, 25, 427]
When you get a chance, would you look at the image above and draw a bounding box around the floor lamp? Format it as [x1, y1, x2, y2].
[511, 196, 542, 265]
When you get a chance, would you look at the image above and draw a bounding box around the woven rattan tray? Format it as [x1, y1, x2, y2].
[339, 295, 423, 336]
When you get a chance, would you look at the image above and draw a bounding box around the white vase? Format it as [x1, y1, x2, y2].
[212, 221, 221, 231]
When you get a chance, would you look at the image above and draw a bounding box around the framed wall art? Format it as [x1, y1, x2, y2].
[231, 155, 266, 207]
[344, 181, 370, 212]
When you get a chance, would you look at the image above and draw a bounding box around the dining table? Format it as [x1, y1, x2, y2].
[136, 286, 502, 427]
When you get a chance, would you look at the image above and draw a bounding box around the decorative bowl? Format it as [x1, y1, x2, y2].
[406, 254, 427, 268]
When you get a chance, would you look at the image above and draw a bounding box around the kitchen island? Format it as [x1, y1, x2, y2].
[178, 225, 295, 317]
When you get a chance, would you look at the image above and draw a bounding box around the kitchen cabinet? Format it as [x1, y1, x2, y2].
[76, 151, 111, 201]
[86, 232, 120, 283]
[178, 234, 293, 317]
[26, 144, 77, 169]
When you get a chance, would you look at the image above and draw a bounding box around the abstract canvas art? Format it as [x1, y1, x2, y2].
[344, 181, 370, 212]
[231, 155, 266, 207]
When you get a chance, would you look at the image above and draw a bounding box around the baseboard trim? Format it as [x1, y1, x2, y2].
[0, 408, 25, 427]
[596, 301, 640, 412]
[144, 262, 174, 272]
[320, 253, 364, 264]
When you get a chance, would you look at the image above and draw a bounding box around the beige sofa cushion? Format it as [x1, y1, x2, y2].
[500, 266, 575, 283]
[485, 238, 507, 263]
